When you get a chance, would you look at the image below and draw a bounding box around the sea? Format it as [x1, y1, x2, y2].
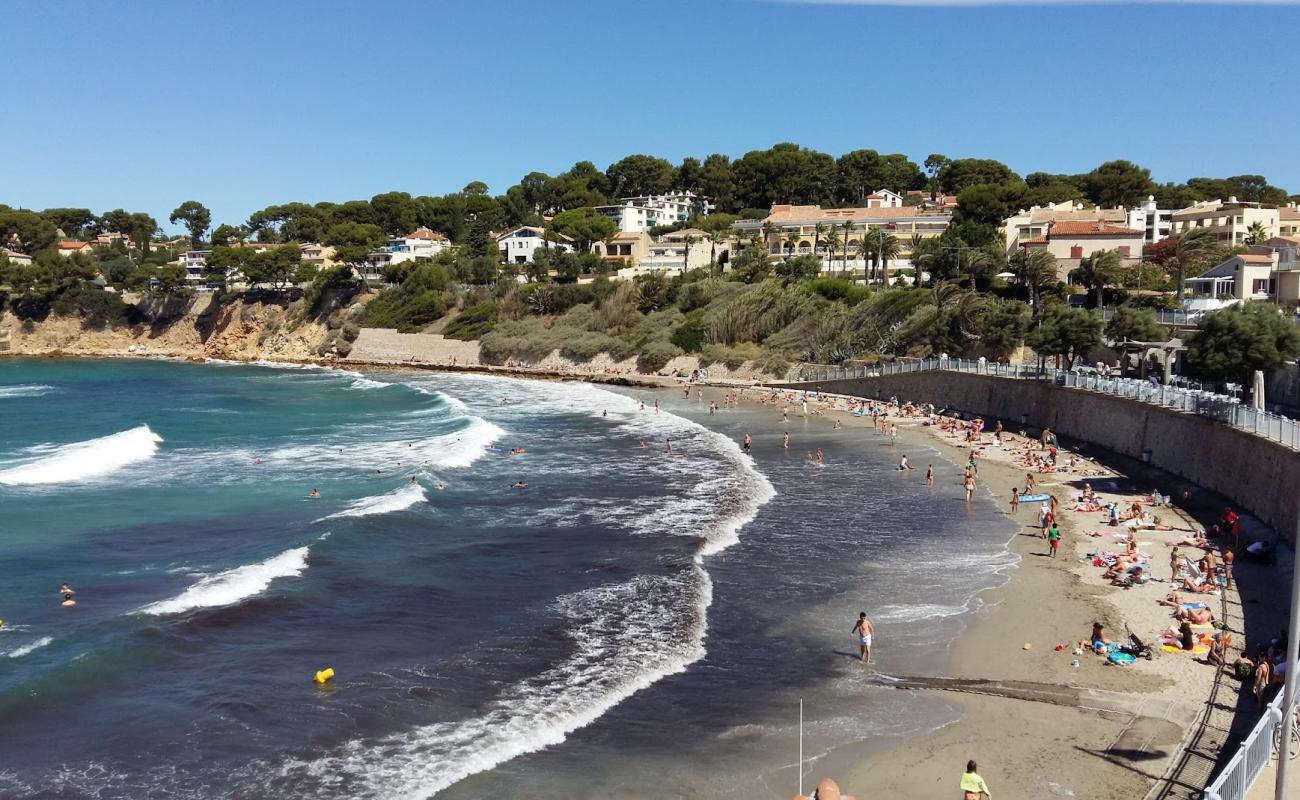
[0, 358, 1017, 799]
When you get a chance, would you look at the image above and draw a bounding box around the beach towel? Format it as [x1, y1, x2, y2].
[1019, 493, 1051, 503]
[1107, 651, 1136, 666]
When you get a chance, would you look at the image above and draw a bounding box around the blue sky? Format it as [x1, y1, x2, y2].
[3, 0, 1298, 232]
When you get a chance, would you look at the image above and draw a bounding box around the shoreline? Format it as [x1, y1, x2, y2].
[2, 351, 1271, 798]
[719, 385, 1263, 800]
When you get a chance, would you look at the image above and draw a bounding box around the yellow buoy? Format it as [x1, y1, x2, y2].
[314, 667, 335, 684]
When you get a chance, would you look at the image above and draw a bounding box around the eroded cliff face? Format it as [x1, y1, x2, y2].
[0, 293, 336, 363]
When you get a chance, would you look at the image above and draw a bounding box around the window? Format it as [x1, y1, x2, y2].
[1070, 245, 1083, 259]
[1252, 278, 1272, 295]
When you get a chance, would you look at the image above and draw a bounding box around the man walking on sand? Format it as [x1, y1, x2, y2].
[852, 612, 874, 664]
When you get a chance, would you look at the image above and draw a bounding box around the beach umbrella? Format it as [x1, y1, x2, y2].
[996, 271, 1016, 279]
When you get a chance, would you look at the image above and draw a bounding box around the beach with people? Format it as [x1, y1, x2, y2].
[665, 378, 1282, 800]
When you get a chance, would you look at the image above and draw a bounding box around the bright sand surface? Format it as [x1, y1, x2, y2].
[694, 382, 1277, 800]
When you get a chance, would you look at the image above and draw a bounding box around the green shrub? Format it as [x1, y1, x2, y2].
[637, 339, 682, 372]
[670, 310, 706, 353]
[443, 301, 498, 341]
[753, 348, 791, 378]
[361, 263, 453, 332]
[807, 278, 869, 305]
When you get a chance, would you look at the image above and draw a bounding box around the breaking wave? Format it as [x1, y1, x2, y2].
[319, 483, 428, 521]
[0, 425, 163, 486]
[6, 636, 53, 658]
[138, 546, 310, 616]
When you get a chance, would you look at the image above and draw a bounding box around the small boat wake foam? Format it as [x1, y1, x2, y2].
[138, 546, 310, 616]
[0, 424, 163, 486]
[318, 483, 428, 521]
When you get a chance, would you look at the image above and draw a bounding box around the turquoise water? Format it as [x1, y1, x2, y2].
[0, 358, 1015, 799]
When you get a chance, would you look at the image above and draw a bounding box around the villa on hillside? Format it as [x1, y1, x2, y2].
[1279, 204, 1300, 238]
[1002, 201, 1129, 252]
[494, 226, 574, 265]
[1019, 220, 1145, 281]
[731, 200, 952, 278]
[1187, 237, 1300, 308]
[366, 226, 451, 276]
[57, 240, 94, 257]
[595, 191, 713, 233]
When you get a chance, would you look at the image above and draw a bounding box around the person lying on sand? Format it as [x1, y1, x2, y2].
[1175, 606, 1214, 625]
[1180, 577, 1218, 594]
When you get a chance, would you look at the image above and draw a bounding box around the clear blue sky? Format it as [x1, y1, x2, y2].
[4, 0, 1297, 232]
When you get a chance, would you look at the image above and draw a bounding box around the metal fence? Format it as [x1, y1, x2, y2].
[791, 357, 1300, 451]
[1202, 692, 1287, 800]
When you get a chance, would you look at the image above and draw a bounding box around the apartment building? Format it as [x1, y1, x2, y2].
[1003, 201, 1128, 252]
[495, 227, 574, 265]
[595, 191, 713, 233]
[1170, 198, 1279, 246]
[1125, 196, 1174, 244]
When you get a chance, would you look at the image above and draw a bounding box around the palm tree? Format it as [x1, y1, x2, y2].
[683, 234, 698, 271]
[1072, 249, 1122, 309]
[761, 221, 779, 254]
[824, 228, 840, 276]
[860, 228, 881, 284]
[784, 230, 801, 259]
[813, 222, 828, 264]
[1245, 221, 1270, 246]
[1010, 248, 1058, 311]
[708, 229, 727, 274]
[877, 233, 901, 287]
[1170, 227, 1218, 302]
[840, 221, 854, 281]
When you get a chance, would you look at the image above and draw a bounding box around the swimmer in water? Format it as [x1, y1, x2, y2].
[926, 464, 934, 486]
[435, 483, 445, 490]
[783, 432, 789, 450]
[410, 477, 418, 485]
[60, 582, 76, 603]
[742, 433, 752, 453]
[899, 455, 914, 471]
[815, 448, 824, 464]
[666, 437, 673, 454]
[309, 488, 320, 498]
[639, 439, 646, 448]
[513, 481, 528, 489]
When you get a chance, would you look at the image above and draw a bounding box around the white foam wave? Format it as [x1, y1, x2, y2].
[7, 636, 53, 658]
[265, 416, 503, 473]
[0, 425, 163, 486]
[347, 377, 391, 390]
[284, 571, 707, 798]
[278, 378, 775, 798]
[0, 384, 54, 399]
[318, 484, 427, 521]
[138, 546, 309, 616]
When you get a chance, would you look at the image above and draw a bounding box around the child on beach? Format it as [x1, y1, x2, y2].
[1047, 522, 1061, 558]
[1010, 488, 1020, 513]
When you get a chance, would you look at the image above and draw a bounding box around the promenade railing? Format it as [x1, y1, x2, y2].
[789, 358, 1300, 452]
[1202, 692, 1287, 800]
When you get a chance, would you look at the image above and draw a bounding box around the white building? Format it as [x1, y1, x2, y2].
[596, 191, 713, 233]
[495, 226, 574, 265]
[364, 227, 452, 280]
[1125, 196, 1173, 244]
[862, 189, 904, 208]
[1003, 201, 1128, 253]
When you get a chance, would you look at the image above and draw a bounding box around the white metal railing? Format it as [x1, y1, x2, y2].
[1203, 692, 1287, 800]
[789, 357, 1300, 451]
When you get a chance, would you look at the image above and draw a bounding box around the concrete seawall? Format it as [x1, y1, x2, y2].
[780, 372, 1300, 541]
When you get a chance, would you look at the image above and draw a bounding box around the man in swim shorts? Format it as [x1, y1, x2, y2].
[742, 433, 752, 453]
[852, 612, 874, 663]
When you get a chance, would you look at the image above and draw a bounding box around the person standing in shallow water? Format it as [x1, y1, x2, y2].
[851, 612, 874, 663]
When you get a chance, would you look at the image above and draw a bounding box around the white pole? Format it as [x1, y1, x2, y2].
[1276, 512, 1300, 800]
[790, 697, 800, 796]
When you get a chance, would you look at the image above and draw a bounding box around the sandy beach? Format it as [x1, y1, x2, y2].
[688, 380, 1277, 800]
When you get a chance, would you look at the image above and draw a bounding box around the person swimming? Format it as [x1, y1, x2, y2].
[309, 488, 320, 498]
[435, 482, 445, 491]
[899, 455, 914, 471]
[512, 481, 528, 489]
